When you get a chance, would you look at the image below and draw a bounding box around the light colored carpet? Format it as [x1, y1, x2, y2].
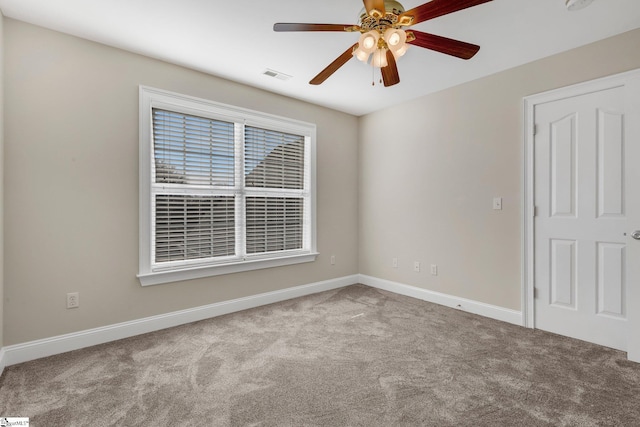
[1, 284, 639, 426]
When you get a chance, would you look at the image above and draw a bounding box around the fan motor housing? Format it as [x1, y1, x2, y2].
[358, 0, 407, 31]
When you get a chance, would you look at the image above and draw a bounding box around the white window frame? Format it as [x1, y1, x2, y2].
[138, 86, 317, 286]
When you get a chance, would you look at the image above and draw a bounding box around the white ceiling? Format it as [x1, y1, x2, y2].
[1, 0, 639, 116]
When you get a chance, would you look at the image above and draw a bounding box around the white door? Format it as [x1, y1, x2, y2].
[534, 86, 633, 351]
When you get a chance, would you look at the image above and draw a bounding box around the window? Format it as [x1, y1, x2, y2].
[138, 87, 317, 286]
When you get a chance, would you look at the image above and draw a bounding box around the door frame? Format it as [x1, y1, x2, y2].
[522, 68, 640, 361]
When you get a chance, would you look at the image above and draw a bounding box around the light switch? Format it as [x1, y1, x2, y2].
[493, 197, 502, 210]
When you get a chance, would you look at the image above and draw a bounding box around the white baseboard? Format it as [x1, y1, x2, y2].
[0, 274, 524, 372]
[359, 275, 523, 326]
[0, 275, 359, 369]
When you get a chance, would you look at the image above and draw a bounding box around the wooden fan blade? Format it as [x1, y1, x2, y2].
[310, 43, 358, 85]
[363, 0, 386, 16]
[274, 23, 353, 32]
[408, 30, 480, 60]
[400, 0, 492, 25]
[381, 51, 400, 87]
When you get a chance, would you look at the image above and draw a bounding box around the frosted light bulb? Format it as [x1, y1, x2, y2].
[371, 49, 388, 68]
[363, 35, 376, 49]
[394, 44, 409, 58]
[353, 47, 370, 62]
[388, 32, 400, 46]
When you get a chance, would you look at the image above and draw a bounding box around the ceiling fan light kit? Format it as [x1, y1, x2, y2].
[274, 0, 493, 87]
[353, 27, 409, 67]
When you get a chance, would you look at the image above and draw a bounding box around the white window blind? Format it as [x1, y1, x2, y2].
[153, 109, 235, 187]
[245, 197, 304, 254]
[154, 195, 235, 262]
[139, 86, 317, 285]
[244, 126, 306, 255]
[244, 126, 305, 189]
[152, 109, 237, 265]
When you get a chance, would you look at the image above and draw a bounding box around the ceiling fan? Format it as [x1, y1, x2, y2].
[274, 0, 493, 87]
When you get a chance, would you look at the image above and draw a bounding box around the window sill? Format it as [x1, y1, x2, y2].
[138, 252, 319, 286]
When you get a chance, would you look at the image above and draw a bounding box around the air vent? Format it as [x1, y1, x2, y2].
[565, 0, 595, 10]
[262, 69, 292, 81]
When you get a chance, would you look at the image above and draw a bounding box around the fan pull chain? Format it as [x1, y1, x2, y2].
[371, 62, 375, 86]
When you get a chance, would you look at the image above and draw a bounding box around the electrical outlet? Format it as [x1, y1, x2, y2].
[493, 197, 503, 210]
[392, 257, 398, 268]
[414, 261, 420, 272]
[330, 255, 336, 265]
[431, 264, 438, 276]
[67, 292, 79, 309]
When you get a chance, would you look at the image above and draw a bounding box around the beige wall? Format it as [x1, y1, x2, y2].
[3, 19, 359, 346]
[0, 12, 4, 349]
[359, 28, 640, 310]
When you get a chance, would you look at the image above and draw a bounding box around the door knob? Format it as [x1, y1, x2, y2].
[632, 231, 640, 240]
